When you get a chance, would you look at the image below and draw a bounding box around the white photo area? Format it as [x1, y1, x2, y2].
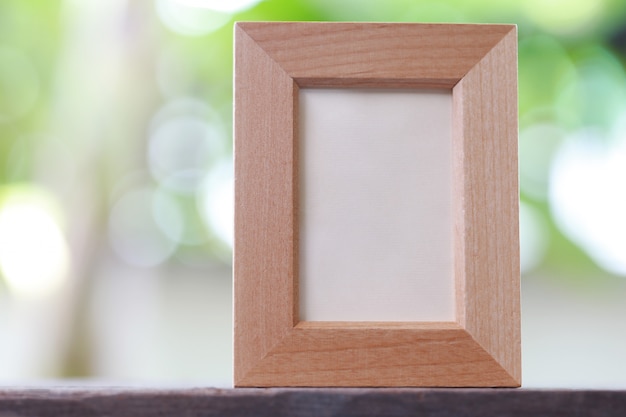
[299, 88, 454, 322]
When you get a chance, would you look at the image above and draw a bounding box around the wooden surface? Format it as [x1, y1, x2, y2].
[238, 22, 513, 88]
[1, 388, 625, 417]
[452, 27, 520, 384]
[234, 22, 519, 387]
[244, 323, 516, 387]
[234, 25, 299, 384]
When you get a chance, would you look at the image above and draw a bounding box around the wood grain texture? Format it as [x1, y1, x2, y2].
[1, 388, 626, 417]
[452, 27, 520, 384]
[233, 25, 298, 383]
[244, 325, 515, 387]
[237, 22, 513, 88]
[234, 22, 519, 387]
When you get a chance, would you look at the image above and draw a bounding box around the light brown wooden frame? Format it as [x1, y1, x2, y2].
[234, 22, 519, 387]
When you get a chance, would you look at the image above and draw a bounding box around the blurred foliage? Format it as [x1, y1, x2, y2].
[0, 0, 626, 278]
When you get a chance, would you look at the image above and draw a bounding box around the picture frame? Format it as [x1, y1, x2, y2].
[233, 22, 520, 387]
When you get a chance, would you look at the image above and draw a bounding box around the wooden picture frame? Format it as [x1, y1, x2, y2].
[233, 22, 519, 387]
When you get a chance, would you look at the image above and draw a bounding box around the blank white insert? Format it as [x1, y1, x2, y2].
[299, 88, 454, 322]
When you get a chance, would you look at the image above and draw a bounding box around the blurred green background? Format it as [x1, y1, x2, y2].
[1, 0, 626, 387]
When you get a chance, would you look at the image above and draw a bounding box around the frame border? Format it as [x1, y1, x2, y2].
[234, 22, 519, 387]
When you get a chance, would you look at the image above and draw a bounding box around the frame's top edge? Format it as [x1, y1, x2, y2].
[233, 20, 515, 84]
[234, 21, 516, 30]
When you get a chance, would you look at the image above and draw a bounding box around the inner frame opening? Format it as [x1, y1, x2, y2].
[298, 88, 455, 322]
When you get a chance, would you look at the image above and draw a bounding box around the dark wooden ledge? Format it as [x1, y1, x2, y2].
[1, 388, 625, 417]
